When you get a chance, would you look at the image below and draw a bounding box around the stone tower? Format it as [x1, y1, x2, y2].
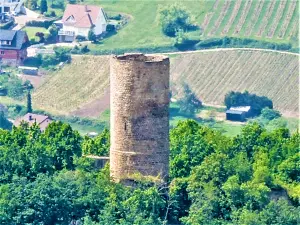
[110, 53, 170, 182]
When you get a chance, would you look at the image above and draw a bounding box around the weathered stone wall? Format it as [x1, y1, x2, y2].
[110, 53, 170, 182]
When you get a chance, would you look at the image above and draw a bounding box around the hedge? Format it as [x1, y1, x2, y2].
[0, 20, 14, 29]
[25, 19, 56, 29]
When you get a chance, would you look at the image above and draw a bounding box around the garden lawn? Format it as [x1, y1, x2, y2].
[23, 26, 49, 42]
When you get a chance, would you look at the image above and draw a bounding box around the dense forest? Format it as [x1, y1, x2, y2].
[0, 120, 299, 224]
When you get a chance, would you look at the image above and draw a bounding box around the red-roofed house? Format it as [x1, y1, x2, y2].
[14, 113, 53, 131]
[58, 4, 108, 42]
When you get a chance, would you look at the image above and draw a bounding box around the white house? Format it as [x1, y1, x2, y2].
[58, 4, 108, 42]
[0, 0, 25, 15]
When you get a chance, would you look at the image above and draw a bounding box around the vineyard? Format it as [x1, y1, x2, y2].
[32, 50, 299, 118]
[170, 49, 299, 117]
[32, 55, 110, 115]
[202, 0, 299, 46]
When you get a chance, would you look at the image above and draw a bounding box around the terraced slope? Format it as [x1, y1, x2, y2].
[202, 0, 299, 46]
[32, 55, 110, 115]
[171, 50, 299, 117]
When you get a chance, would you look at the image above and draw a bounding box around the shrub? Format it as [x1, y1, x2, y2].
[88, 29, 96, 42]
[80, 45, 89, 53]
[260, 108, 281, 121]
[108, 13, 122, 20]
[75, 35, 86, 41]
[106, 24, 115, 32]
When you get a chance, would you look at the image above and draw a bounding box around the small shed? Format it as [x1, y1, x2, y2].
[226, 106, 251, 122]
[18, 66, 38, 75]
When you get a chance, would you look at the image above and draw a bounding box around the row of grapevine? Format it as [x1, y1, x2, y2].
[202, 0, 299, 43]
[277, 1, 297, 38]
[255, 0, 277, 37]
[208, 0, 232, 36]
[33, 56, 110, 115]
[266, 0, 287, 38]
[170, 50, 299, 116]
[233, 0, 253, 35]
[221, 0, 242, 35]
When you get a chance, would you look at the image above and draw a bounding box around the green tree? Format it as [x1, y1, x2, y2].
[0, 111, 12, 130]
[88, 29, 97, 42]
[47, 24, 59, 41]
[40, 0, 48, 14]
[26, 91, 32, 113]
[158, 3, 196, 37]
[178, 84, 202, 115]
[82, 128, 110, 156]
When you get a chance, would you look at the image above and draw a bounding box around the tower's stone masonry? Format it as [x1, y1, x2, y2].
[110, 53, 170, 182]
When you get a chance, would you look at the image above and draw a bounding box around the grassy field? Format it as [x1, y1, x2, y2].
[44, 0, 299, 51]
[170, 49, 299, 117]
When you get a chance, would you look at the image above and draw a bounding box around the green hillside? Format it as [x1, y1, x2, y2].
[46, 0, 299, 51]
[170, 49, 299, 117]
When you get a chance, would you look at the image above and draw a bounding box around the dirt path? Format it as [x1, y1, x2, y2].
[159, 47, 300, 56]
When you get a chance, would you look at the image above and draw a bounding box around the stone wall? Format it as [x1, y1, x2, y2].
[110, 53, 170, 182]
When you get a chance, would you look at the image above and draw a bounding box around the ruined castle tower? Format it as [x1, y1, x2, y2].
[110, 53, 170, 182]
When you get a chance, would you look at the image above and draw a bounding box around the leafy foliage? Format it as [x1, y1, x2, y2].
[178, 84, 202, 115]
[40, 0, 48, 14]
[158, 3, 196, 37]
[0, 120, 298, 224]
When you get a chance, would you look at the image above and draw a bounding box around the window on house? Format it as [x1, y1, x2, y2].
[0, 51, 4, 55]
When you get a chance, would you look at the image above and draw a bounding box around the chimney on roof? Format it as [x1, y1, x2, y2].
[85, 5, 90, 12]
[29, 114, 32, 121]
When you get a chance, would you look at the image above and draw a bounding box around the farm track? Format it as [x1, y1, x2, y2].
[266, 0, 287, 38]
[278, 0, 297, 38]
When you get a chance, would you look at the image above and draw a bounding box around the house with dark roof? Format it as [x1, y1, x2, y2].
[58, 4, 108, 42]
[13, 113, 53, 131]
[0, 29, 29, 66]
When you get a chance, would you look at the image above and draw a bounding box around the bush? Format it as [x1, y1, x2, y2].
[260, 108, 281, 121]
[44, 11, 56, 17]
[224, 91, 273, 117]
[106, 24, 115, 32]
[75, 35, 86, 41]
[108, 13, 122, 20]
